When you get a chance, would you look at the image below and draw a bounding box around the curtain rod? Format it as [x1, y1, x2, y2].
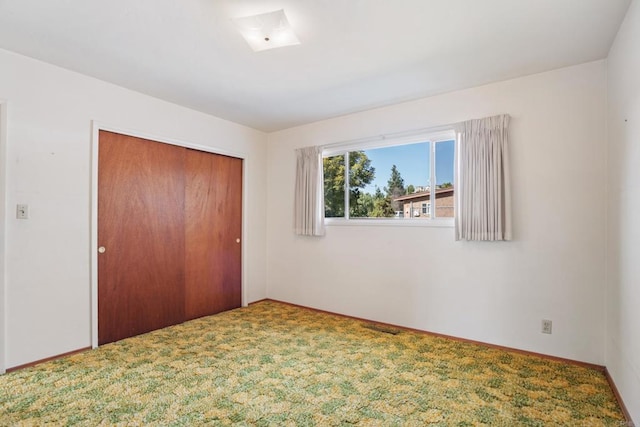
[320, 122, 457, 151]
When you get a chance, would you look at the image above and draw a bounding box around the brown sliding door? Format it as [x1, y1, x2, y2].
[97, 131, 242, 345]
[185, 149, 242, 320]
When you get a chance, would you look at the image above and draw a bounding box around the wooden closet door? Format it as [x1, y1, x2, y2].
[98, 131, 186, 345]
[184, 149, 242, 320]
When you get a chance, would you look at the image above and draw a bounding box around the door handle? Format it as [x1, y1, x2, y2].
[98, 246, 106, 253]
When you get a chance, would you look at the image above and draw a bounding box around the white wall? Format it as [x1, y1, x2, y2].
[0, 101, 7, 373]
[0, 48, 268, 369]
[266, 61, 607, 365]
[606, 0, 640, 422]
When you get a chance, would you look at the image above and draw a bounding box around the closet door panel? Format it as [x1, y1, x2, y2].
[98, 131, 186, 345]
[185, 149, 242, 320]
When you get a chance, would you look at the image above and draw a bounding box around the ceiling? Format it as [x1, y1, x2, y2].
[0, 0, 632, 132]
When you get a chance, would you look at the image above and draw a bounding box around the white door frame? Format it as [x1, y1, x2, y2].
[90, 121, 249, 349]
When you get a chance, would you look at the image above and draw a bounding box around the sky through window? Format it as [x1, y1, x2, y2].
[362, 140, 454, 194]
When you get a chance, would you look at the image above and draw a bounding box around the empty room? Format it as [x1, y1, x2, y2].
[0, 0, 638, 425]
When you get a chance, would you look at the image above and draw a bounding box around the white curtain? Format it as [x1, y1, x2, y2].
[294, 146, 325, 236]
[455, 114, 512, 241]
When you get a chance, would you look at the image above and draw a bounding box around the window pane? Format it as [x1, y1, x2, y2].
[349, 150, 377, 218]
[351, 143, 430, 219]
[322, 135, 454, 221]
[323, 154, 345, 218]
[434, 140, 455, 218]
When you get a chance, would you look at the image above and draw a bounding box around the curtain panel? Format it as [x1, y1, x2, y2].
[455, 114, 512, 241]
[294, 146, 325, 236]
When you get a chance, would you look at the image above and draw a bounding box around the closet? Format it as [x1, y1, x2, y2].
[97, 130, 242, 345]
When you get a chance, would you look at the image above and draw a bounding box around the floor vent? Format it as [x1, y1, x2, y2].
[363, 323, 401, 335]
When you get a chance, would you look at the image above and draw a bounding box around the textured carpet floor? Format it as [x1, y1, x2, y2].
[0, 300, 625, 426]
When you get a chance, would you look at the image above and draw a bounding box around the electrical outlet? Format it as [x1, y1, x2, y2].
[16, 204, 29, 219]
[542, 319, 552, 334]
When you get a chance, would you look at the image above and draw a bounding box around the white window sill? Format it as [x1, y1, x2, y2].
[325, 218, 454, 228]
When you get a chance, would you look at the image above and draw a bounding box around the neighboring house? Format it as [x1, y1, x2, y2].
[394, 187, 454, 218]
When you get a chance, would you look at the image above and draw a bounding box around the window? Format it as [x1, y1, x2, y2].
[323, 131, 455, 223]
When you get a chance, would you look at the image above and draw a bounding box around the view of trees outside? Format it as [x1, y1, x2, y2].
[323, 140, 455, 219]
[323, 154, 346, 217]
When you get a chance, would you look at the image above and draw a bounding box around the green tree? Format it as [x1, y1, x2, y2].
[406, 184, 415, 194]
[323, 155, 346, 217]
[370, 187, 394, 217]
[323, 151, 375, 218]
[354, 192, 375, 217]
[385, 164, 405, 212]
[348, 151, 376, 218]
[438, 182, 453, 189]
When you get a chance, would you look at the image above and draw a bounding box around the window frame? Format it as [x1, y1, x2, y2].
[422, 202, 430, 216]
[322, 129, 456, 227]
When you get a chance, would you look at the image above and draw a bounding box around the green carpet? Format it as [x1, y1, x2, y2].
[0, 300, 625, 425]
